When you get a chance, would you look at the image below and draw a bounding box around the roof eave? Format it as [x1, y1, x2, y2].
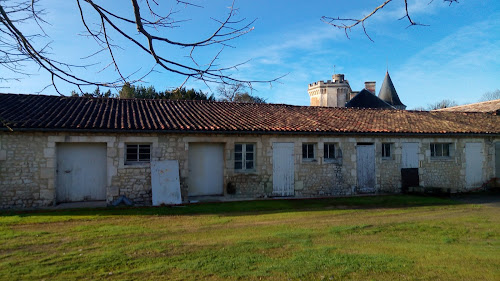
[1, 127, 499, 138]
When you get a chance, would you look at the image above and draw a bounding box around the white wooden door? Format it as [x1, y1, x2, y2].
[187, 143, 224, 196]
[56, 143, 107, 202]
[272, 142, 294, 196]
[402, 142, 419, 168]
[465, 142, 483, 189]
[356, 144, 376, 193]
[151, 160, 182, 205]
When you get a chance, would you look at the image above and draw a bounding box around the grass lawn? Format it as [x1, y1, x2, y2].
[0, 195, 499, 280]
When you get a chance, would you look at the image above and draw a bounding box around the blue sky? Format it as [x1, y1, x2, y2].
[1, 0, 499, 109]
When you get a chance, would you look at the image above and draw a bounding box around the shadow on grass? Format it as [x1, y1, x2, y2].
[0, 195, 462, 218]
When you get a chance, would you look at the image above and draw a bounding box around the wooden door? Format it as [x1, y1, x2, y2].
[465, 142, 483, 189]
[151, 160, 182, 205]
[356, 144, 376, 193]
[402, 142, 419, 168]
[272, 142, 294, 196]
[56, 143, 107, 202]
[187, 143, 224, 196]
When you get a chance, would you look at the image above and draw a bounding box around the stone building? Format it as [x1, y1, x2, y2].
[308, 71, 406, 109]
[1, 93, 499, 209]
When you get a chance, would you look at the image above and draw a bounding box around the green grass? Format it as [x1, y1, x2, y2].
[0, 195, 499, 280]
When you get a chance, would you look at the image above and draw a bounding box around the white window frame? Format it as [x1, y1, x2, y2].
[324, 143, 336, 160]
[125, 143, 151, 165]
[430, 143, 451, 158]
[235, 143, 255, 171]
[302, 143, 315, 161]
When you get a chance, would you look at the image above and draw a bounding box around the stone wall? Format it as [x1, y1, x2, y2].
[1, 131, 499, 209]
[0, 133, 52, 208]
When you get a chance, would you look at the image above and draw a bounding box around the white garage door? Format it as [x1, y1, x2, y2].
[187, 143, 224, 196]
[56, 143, 107, 202]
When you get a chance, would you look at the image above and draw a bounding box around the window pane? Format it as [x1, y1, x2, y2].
[127, 146, 137, 154]
[139, 153, 150, 161]
[246, 144, 254, 152]
[246, 161, 254, 169]
[302, 144, 308, 158]
[235, 152, 242, 161]
[430, 144, 435, 157]
[246, 152, 254, 161]
[139, 146, 150, 154]
[235, 144, 242, 152]
[382, 143, 391, 157]
[235, 161, 242, 170]
[443, 144, 449, 156]
[126, 153, 137, 161]
[307, 144, 314, 158]
[436, 144, 443, 157]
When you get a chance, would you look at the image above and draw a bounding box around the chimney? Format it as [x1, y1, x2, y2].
[365, 81, 376, 94]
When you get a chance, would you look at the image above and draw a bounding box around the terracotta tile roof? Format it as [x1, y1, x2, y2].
[434, 99, 500, 113]
[1, 93, 499, 135]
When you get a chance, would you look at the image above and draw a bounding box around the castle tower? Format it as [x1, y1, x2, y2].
[308, 73, 352, 107]
[378, 71, 406, 110]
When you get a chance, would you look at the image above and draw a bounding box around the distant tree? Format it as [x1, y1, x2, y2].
[217, 83, 266, 103]
[119, 83, 136, 99]
[116, 83, 214, 101]
[427, 99, 458, 110]
[217, 83, 246, 102]
[133, 85, 160, 99]
[411, 106, 427, 111]
[479, 89, 500, 102]
[232, 93, 267, 103]
[166, 88, 215, 101]
[71, 87, 115, 98]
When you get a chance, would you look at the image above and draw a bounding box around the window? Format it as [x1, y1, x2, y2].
[235, 144, 255, 170]
[382, 143, 391, 158]
[126, 144, 151, 164]
[324, 143, 336, 160]
[302, 143, 315, 160]
[430, 143, 451, 157]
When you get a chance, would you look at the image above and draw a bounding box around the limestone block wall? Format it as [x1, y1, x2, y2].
[0, 133, 52, 208]
[1, 131, 499, 209]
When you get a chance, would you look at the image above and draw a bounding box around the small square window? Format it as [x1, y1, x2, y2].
[302, 143, 315, 160]
[382, 143, 391, 158]
[125, 144, 151, 164]
[430, 143, 451, 157]
[324, 143, 336, 159]
[235, 143, 255, 171]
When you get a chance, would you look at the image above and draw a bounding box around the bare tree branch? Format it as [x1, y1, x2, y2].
[322, 0, 459, 40]
[0, 0, 281, 94]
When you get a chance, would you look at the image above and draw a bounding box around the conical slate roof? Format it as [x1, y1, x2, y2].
[345, 89, 395, 109]
[378, 72, 405, 108]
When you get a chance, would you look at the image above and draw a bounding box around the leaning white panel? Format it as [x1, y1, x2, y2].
[151, 160, 182, 205]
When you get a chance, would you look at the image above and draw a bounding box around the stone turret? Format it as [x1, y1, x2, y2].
[308, 73, 352, 107]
